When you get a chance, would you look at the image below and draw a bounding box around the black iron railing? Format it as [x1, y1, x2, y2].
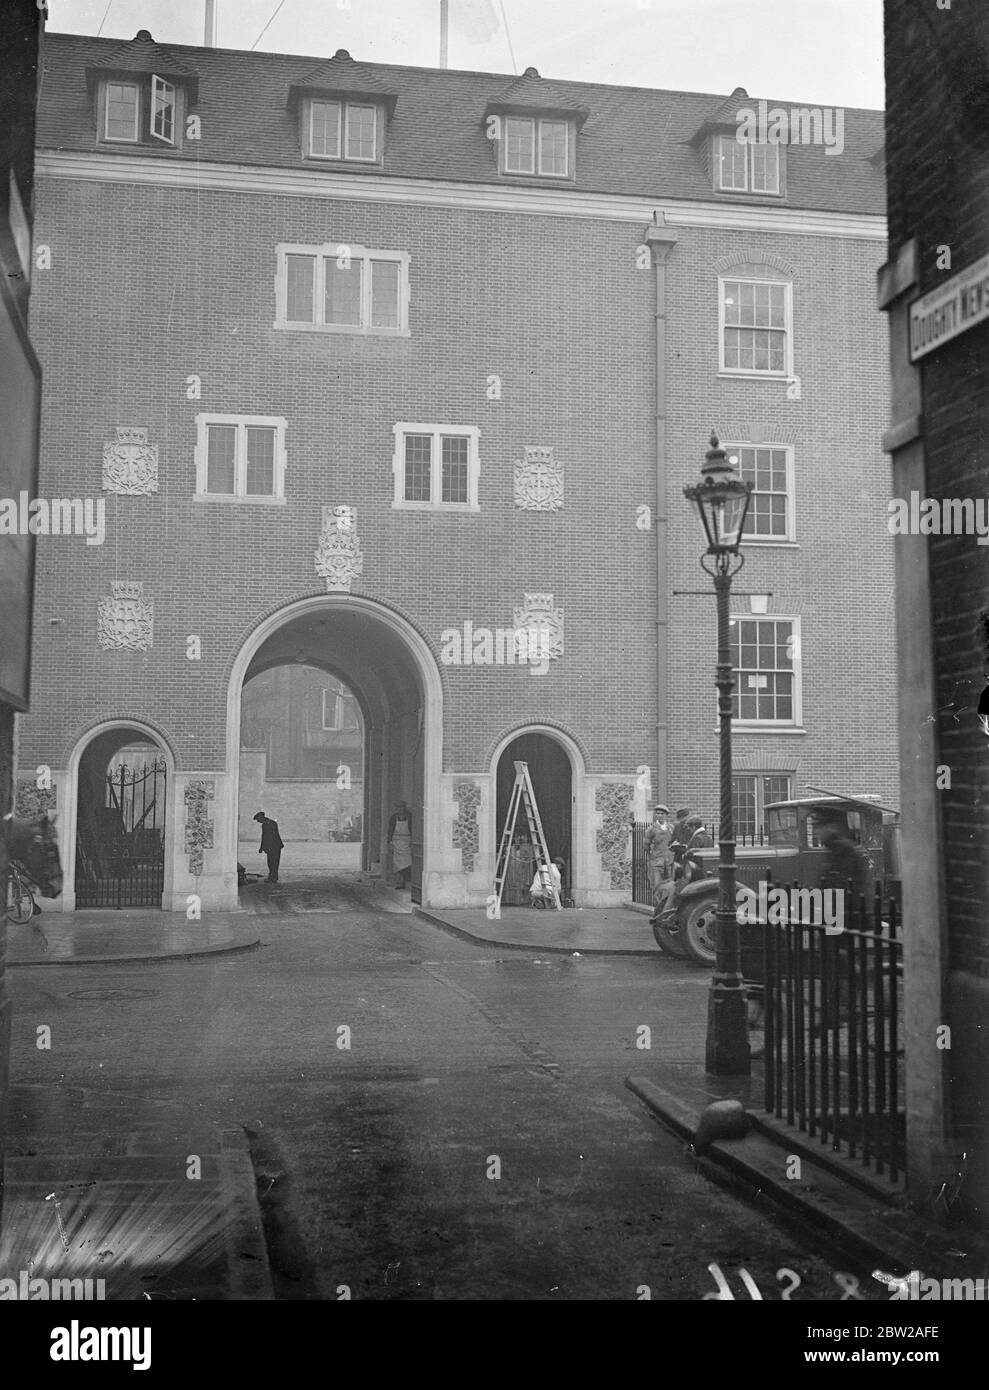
[759, 883, 903, 1181]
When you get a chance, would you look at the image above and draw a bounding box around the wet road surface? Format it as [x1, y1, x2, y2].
[5, 879, 887, 1301]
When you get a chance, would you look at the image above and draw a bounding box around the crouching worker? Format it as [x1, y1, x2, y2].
[530, 857, 565, 908]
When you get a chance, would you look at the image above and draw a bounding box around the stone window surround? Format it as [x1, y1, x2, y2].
[273, 242, 410, 337]
[391, 422, 481, 512]
[193, 413, 288, 503]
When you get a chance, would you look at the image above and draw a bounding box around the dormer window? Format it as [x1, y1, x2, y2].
[307, 99, 379, 162]
[485, 67, 588, 183]
[288, 51, 396, 169]
[88, 32, 195, 151]
[716, 135, 780, 194]
[504, 117, 570, 177]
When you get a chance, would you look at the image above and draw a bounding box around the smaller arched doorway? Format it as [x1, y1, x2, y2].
[75, 726, 169, 908]
[496, 731, 573, 903]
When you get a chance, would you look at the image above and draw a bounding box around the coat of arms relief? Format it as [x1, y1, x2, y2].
[514, 447, 564, 511]
[315, 505, 364, 591]
[102, 427, 159, 495]
[97, 581, 154, 651]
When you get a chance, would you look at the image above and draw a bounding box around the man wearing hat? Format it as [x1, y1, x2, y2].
[253, 810, 284, 883]
[644, 804, 675, 902]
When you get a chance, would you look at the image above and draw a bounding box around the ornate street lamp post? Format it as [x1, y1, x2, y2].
[684, 435, 753, 1076]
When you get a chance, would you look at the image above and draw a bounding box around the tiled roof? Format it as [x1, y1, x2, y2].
[700, 85, 754, 131]
[40, 31, 885, 215]
[288, 48, 399, 111]
[84, 28, 199, 101]
[485, 66, 591, 126]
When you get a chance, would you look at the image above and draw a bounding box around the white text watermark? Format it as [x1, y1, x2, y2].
[736, 100, 844, 156]
[887, 491, 989, 544]
[0, 493, 105, 545]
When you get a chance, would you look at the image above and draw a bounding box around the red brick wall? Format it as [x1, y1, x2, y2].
[664, 226, 897, 817]
[19, 178, 659, 778]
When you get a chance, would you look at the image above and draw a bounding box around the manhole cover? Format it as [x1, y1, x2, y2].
[67, 988, 159, 1001]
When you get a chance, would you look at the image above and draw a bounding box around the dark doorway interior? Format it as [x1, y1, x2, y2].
[496, 732, 573, 900]
[75, 731, 167, 909]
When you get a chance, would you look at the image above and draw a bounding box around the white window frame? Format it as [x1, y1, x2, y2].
[732, 772, 794, 839]
[715, 135, 782, 195]
[502, 116, 572, 178]
[728, 615, 803, 729]
[718, 276, 793, 378]
[391, 423, 481, 511]
[344, 103, 377, 161]
[322, 688, 346, 731]
[306, 99, 380, 162]
[274, 243, 410, 336]
[102, 80, 141, 143]
[194, 413, 288, 503]
[724, 442, 796, 544]
[150, 74, 176, 145]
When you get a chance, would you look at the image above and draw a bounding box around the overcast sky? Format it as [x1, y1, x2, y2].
[49, 0, 885, 109]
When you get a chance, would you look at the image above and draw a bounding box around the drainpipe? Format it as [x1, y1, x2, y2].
[644, 218, 679, 804]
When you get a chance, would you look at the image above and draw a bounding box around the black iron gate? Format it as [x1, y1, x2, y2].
[76, 758, 167, 909]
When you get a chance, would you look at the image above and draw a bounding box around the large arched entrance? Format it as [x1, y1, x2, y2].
[73, 724, 170, 909]
[226, 597, 442, 905]
[495, 731, 573, 903]
[239, 664, 365, 880]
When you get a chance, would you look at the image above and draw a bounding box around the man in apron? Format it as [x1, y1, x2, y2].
[388, 801, 413, 889]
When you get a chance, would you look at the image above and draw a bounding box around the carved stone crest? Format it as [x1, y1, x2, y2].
[514, 446, 563, 511]
[315, 504, 363, 592]
[97, 580, 153, 651]
[102, 427, 159, 495]
[512, 592, 563, 661]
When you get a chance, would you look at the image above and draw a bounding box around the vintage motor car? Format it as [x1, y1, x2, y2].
[653, 792, 902, 966]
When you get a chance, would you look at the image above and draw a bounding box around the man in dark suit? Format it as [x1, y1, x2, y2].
[253, 811, 284, 883]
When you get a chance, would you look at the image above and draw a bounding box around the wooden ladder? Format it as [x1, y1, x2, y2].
[493, 760, 561, 913]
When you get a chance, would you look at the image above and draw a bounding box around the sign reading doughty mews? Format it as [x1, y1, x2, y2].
[909, 253, 989, 361]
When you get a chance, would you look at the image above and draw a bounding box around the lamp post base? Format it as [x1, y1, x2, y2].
[705, 981, 752, 1076]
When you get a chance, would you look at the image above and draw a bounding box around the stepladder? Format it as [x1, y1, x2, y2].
[493, 761, 562, 912]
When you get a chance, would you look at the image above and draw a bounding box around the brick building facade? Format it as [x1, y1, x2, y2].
[17, 30, 895, 912]
[879, 0, 989, 1227]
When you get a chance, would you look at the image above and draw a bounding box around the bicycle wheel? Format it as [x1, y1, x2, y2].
[6, 870, 35, 925]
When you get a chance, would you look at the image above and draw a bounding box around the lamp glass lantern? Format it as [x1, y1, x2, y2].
[684, 436, 753, 554]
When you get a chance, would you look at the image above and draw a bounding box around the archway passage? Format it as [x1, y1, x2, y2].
[496, 732, 573, 905]
[239, 665, 365, 880]
[236, 604, 426, 902]
[75, 728, 168, 908]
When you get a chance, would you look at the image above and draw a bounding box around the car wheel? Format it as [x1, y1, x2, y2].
[681, 893, 719, 965]
[651, 913, 689, 957]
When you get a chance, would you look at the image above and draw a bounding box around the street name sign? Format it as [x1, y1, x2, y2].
[909, 252, 989, 361]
